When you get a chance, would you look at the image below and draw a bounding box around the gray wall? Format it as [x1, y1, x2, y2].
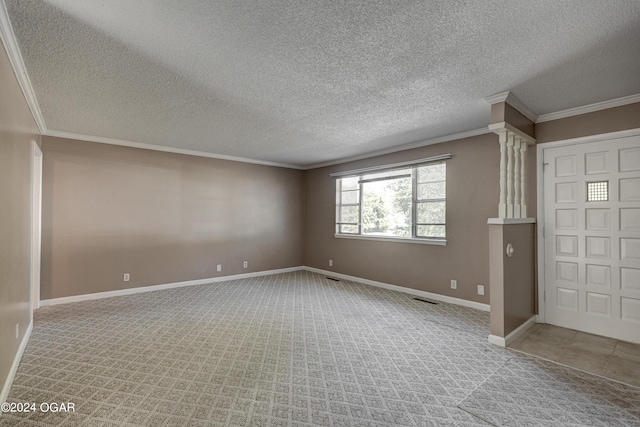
[0, 39, 40, 396]
[40, 136, 304, 299]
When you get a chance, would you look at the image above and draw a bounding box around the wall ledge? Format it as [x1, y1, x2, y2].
[487, 218, 536, 225]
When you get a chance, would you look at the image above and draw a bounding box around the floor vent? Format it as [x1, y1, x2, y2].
[413, 297, 438, 305]
[326, 277, 340, 282]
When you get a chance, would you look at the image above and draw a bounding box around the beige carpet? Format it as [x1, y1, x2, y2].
[2, 271, 639, 426]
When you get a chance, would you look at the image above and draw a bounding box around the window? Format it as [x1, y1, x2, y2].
[587, 181, 608, 202]
[336, 161, 446, 242]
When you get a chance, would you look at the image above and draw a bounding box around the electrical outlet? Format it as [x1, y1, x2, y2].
[243, 261, 248, 269]
[16, 323, 19, 340]
[217, 264, 222, 272]
[450, 280, 457, 290]
[123, 273, 130, 282]
[329, 259, 333, 267]
[477, 284, 485, 295]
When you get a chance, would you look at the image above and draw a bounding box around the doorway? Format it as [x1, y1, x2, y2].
[540, 132, 640, 343]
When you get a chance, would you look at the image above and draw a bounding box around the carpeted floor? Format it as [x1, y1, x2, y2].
[1, 271, 639, 426]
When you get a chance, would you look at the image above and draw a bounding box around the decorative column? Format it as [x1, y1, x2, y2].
[498, 130, 507, 218]
[513, 137, 521, 218]
[489, 122, 535, 219]
[520, 140, 527, 218]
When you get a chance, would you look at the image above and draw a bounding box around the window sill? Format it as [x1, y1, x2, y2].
[334, 234, 446, 246]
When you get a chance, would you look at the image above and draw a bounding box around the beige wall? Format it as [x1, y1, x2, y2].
[0, 40, 40, 395]
[490, 102, 536, 138]
[40, 136, 304, 299]
[537, 102, 640, 143]
[489, 224, 536, 337]
[303, 133, 502, 304]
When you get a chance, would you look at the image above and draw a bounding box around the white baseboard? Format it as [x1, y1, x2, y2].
[488, 315, 538, 347]
[303, 266, 490, 312]
[38, 265, 490, 313]
[0, 321, 33, 407]
[39, 267, 304, 307]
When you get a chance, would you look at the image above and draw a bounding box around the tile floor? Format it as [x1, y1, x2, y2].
[509, 323, 640, 387]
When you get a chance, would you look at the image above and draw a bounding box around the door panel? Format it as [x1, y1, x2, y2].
[544, 135, 640, 343]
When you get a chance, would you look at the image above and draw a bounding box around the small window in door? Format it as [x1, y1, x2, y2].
[587, 181, 608, 202]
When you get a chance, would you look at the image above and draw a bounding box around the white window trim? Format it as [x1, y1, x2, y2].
[334, 234, 446, 245]
[333, 155, 451, 244]
[330, 153, 453, 178]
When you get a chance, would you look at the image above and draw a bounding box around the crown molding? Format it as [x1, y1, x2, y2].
[303, 127, 491, 170]
[0, 1, 46, 133]
[484, 91, 539, 123]
[536, 93, 640, 123]
[43, 130, 303, 169]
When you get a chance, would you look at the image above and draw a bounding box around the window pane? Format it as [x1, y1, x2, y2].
[417, 163, 445, 183]
[417, 225, 446, 238]
[341, 190, 359, 204]
[361, 176, 411, 237]
[587, 181, 608, 201]
[417, 201, 445, 224]
[340, 206, 359, 223]
[417, 181, 445, 200]
[341, 176, 359, 190]
[340, 224, 359, 234]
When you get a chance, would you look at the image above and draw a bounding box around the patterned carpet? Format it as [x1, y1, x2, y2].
[1, 271, 639, 426]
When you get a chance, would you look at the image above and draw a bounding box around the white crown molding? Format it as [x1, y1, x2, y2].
[0, 2, 46, 133]
[484, 91, 539, 124]
[536, 93, 640, 123]
[44, 130, 303, 170]
[483, 91, 511, 104]
[303, 127, 491, 170]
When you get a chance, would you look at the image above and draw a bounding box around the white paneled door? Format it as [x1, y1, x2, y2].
[544, 135, 640, 343]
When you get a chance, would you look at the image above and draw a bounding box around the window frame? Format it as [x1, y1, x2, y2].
[334, 159, 448, 245]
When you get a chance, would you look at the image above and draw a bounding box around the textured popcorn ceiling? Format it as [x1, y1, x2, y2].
[5, 0, 640, 167]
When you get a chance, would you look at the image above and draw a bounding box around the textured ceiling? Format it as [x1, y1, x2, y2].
[5, 0, 640, 167]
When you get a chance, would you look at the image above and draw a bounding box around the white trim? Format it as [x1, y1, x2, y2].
[488, 122, 536, 145]
[537, 93, 640, 123]
[484, 91, 539, 124]
[536, 142, 546, 323]
[487, 218, 536, 225]
[0, 321, 32, 407]
[334, 234, 446, 246]
[43, 130, 302, 170]
[536, 127, 640, 325]
[303, 266, 490, 312]
[31, 141, 42, 311]
[329, 154, 452, 177]
[0, 3, 46, 132]
[488, 315, 538, 347]
[39, 266, 488, 312]
[39, 267, 303, 307]
[305, 128, 490, 170]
